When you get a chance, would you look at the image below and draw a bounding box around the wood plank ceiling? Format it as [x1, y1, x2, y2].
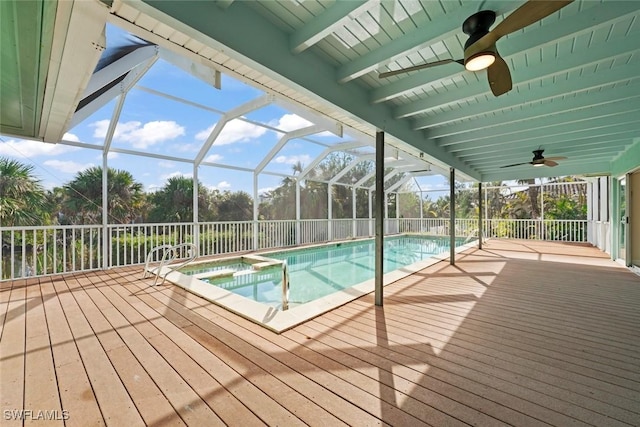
[110, 0, 640, 181]
[4, 0, 640, 182]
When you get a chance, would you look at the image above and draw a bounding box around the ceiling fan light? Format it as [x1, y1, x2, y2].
[533, 162, 545, 167]
[465, 52, 496, 71]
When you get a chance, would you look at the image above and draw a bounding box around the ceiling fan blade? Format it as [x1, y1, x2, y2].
[543, 156, 567, 161]
[378, 59, 463, 78]
[487, 54, 512, 96]
[492, 0, 573, 39]
[464, 1, 573, 61]
[500, 162, 532, 168]
[544, 160, 559, 167]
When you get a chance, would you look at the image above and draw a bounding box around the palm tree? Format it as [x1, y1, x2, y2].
[0, 157, 48, 226]
[263, 162, 302, 220]
[147, 176, 214, 222]
[517, 178, 540, 218]
[62, 167, 144, 224]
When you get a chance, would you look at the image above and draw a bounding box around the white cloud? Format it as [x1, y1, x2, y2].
[43, 160, 94, 174]
[203, 154, 223, 163]
[0, 138, 78, 157]
[196, 119, 267, 145]
[161, 171, 193, 181]
[258, 186, 275, 196]
[62, 132, 80, 142]
[91, 119, 185, 149]
[42, 181, 57, 191]
[274, 154, 311, 165]
[270, 113, 335, 137]
[208, 181, 232, 191]
[272, 114, 313, 132]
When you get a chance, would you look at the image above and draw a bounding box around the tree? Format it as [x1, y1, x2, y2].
[61, 167, 144, 224]
[214, 190, 253, 221]
[502, 192, 532, 219]
[260, 162, 300, 220]
[517, 178, 540, 218]
[0, 157, 49, 226]
[258, 153, 409, 220]
[421, 195, 439, 218]
[397, 190, 421, 218]
[484, 181, 507, 219]
[148, 176, 194, 223]
[147, 176, 218, 223]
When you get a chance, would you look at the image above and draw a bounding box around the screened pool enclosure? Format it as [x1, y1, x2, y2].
[2, 1, 639, 283]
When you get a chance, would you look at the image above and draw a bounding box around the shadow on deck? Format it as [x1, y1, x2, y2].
[1, 239, 639, 426]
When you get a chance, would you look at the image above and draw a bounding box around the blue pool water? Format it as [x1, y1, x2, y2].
[186, 235, 466, 308]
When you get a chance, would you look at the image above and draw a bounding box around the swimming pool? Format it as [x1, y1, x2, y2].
[160, 234, 475, 332]
[181, 235, 466, 308]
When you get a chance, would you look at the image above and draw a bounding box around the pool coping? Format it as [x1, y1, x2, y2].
[153, 237, 479, 333]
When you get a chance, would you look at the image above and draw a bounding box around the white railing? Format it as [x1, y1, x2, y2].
[107, 222, 194, 268]
[484, 219, 587, 242]
[299, 219, 328, 245]
[1, 224, 103, 280]
[398, 218, 450, 235]
[200, 221, 253, 256]
[354, 218, 372, 238]
[332, 219, 353, 240]
[1, 218, 591, 281]
[385, 218, 399, 234]
[259, 220, 298, 249]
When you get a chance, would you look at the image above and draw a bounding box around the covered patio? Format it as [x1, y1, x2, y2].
[2, 1, 640, 424]
[2, 240, 639, 426]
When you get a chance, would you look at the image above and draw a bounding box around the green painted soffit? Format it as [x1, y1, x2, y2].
[0, 0, 56, 138]
[612, 138, 640, 177]
[140, 0, 480, 180]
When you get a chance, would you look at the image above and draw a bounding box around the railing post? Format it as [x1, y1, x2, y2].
[193, 223, 200, 257]
[327, 182, 333, 241]
[296, 180, 301, 245]
[368, 190, 373, 237]
[352, 187, 357, 238]
[102, 153, 109, 270]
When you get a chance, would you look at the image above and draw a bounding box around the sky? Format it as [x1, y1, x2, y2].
[0, 24, 456, 199]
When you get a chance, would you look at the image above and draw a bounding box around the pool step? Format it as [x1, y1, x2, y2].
[193, 255, 284, 281]
[242, 255, 284, 270]
[193, 269, 236, 280]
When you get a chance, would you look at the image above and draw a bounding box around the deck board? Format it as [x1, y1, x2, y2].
[24, 278, 63, 427]
[40, 278, 104, 427]
[52, 276, 143, 426]
[0, 281, 27, 427]
[1, 240, 640, 426]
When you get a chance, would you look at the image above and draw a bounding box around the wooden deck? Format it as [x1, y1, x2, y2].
[1, 240, 639, 426]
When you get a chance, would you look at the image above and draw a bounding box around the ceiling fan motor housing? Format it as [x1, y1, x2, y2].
[532, 149, 545, 164]
[463, 11, 497, 64]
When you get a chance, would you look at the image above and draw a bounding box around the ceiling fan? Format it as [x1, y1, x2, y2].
[500, 149, 567, 168]
[378, 0, 573, 96]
